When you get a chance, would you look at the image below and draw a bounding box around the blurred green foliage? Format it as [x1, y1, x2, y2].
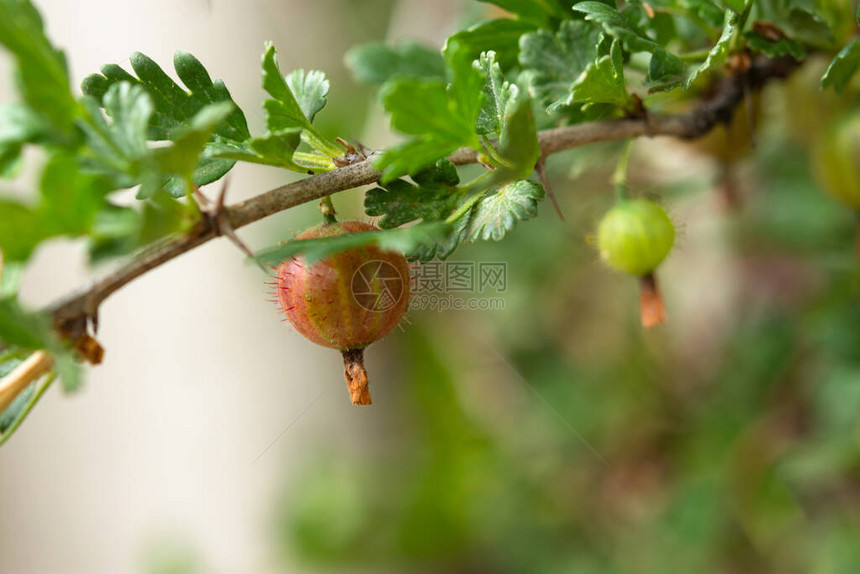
[278, 74, 860, 574]
[1, 0, 859, 570]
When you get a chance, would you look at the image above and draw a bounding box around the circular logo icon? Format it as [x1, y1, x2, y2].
[351, 260, 406, 312]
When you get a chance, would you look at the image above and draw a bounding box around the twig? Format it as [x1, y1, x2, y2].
[46, 55, 799, 331]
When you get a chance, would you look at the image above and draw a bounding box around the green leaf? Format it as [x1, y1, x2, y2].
[0, 297, 80, 393]
[365, 159, 462, 228]
[744, 30, 807, 59]
[0, 103, 49, 177]
[408, 218, 468, 260]
[78, 84, 153, 189]
[0, 352, 24, 378]
[751, 0, 833, 47]
[208, 129, 304, 171]
[685, 10, 736, 89]
[0, 153, 108, 261]
[345, 42, 445, 85]
[0, 0, 77, 137]
[475, 52, 515, 135]
[171, 51, 249, 142]
[445, 43, 488, 136]
[162, 158, 235, 196]
[475, 0, 567, 26]
[79, 83, 234, 198]
[383, 77, 469, 137]
[285, 69, 330, 123]
[519, 20, 631, 112]
[647, 50, 688, 90]
[255, 222, 452, 265]
[365, 179, 460, 228]
[262, 44, 315, 133]
[52, 350, 81, 392]
[493, 90, 540, 183]
[0, 381, 34, 434]
[0, 297, 51, 349]
[81, 50, 249, 188]
[633, 0, 724, 27]
[261, 43, 340, 157]
[87, 203, 144, 263]
[821, 39, 860, 94]
[412, 157, 460, 187]
[570, 38, 633, 107]
[467, 52, 540, 183]
[519, 20, 602, 111]
[446, 19, 536, 71]
[422, 178, 545, 256]
[464, 179, 545, 242]
[375, 49, 485, 182]
[374, 139, 461, 184]
[573, 1, 686, 88]
[574, 2, 664, 53]
[0, 201, 46, 261]
[0, 347, 64, 444]
[0, 146, 23, 178]
[721, 0, 748, 13]
[784, 0, 833, 46]
[154, 101, 236, 197]
[83, 51, 249, 142]
[87, 193, 189, 263]
[39, 153, 104, 232]
[0, 259, 23, 297]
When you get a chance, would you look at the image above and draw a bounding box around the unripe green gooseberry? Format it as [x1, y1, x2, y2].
[597, 199, 675, 276]
[813, 112, 860, 209]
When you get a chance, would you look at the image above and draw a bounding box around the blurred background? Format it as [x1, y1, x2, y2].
[2, 1, 860, 573]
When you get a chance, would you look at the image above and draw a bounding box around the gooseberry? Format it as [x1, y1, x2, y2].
[597, 199, 675, 328]
[275, 221, 410, 405]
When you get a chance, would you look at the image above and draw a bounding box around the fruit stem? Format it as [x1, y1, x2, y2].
[319, 196, 337, 224]
[613, 140, 633, 201]
[639, 273, 666, 328]
[341, 348, 372, 405]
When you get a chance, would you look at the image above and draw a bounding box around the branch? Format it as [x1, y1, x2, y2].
[46, 55, 798, 331]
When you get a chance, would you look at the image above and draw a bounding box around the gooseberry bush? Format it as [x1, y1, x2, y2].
[0, 0, 858, 442]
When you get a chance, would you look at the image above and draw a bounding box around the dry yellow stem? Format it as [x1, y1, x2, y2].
[0, 351, 54, 415]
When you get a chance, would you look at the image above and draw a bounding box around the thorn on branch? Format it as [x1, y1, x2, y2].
[194, 177, 260, 266]
[536, 158, 565, 221]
